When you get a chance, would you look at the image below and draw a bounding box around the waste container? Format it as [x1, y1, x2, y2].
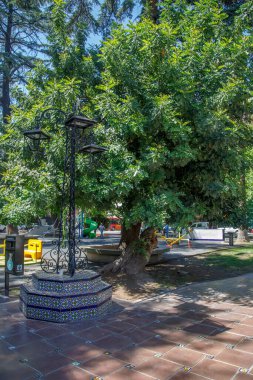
[228, 232, 234, 246]
[5, 235, 24, 275]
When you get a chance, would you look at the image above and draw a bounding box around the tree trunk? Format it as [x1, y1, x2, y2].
[2, 3, 13, 124]
[118, 222, 141, 248]
[236, 227, 250, 243]
[236, 164, 249, 243]
[149, 0, 159, 24]
[102, 224, 158, 275]
[6, 224, 19, 235]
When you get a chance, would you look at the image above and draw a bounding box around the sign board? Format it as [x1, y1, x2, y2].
[189, 228, 224, 241]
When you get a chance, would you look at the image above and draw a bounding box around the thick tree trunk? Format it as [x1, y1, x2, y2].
[118, 222, 141, 248]
[236, 165, 249, 243]
[149, 0, 159, 24]
[236, 227, 250, 243]
[2, 3, 13, 124]
[6, 224, 19, 234]
[102, 224, 158, 275]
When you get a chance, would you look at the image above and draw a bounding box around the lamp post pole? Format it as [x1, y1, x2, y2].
[68, 125, 76, 276]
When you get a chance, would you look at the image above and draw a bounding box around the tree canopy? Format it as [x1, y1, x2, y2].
[95, 0, 253, 229]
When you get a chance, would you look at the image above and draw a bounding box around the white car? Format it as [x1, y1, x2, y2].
[218, 227, 238, 234]
[191, 222, 209, 229]
[224, 227, 238, 234]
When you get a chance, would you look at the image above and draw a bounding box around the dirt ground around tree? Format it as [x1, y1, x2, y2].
[102, 247, 253, 301]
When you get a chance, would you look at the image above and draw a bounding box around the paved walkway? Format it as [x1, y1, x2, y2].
[1, 273, 253, 380]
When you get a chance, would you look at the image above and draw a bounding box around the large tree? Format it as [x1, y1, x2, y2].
[0, 0, 47, 124]
[0, 0, 135, 125]
[0, 0, 98, 224]
[94, 0, 253, 273]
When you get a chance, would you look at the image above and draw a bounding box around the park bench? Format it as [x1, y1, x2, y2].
[24, 239, 43, 262]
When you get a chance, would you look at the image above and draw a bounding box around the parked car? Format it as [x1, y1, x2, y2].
[218, 227, 238, 234]
[224, 227, 238, 234]
[191, 222, 209, 229]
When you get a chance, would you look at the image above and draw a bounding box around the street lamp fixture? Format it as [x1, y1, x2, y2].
[23, 106, 107, 276]
[23, 129, 50, 152]
[79, 144, 108, 154]
[65, 115, 97, 129]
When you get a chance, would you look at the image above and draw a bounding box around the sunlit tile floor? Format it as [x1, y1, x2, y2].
[1, 286, 253, 380]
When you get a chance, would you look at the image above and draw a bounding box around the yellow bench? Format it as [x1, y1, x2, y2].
[0, 240, 5, 255]
[24, 239, 43, 261]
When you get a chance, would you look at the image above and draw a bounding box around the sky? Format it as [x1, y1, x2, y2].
[87, 2, 142, 47]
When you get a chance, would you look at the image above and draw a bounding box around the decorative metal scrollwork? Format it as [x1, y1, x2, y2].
[41, 241, 88, 274]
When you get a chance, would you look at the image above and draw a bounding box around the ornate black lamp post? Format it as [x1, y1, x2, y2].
[23, 108, 106, 276]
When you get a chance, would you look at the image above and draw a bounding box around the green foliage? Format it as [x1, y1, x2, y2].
[0, 0, 99, 225]
[95, 0, 253, 227]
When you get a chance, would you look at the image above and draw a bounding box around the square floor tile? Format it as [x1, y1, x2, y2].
[80, 354, 125, 376]
[124, 317, 153, 327]
[184, 322, 218, 336]
[94, 334, 132, 352]
[77, 326, 111, 342]
[44, 365, 92, 380]
[214, 313, 248, 323]
[4, 331, 42, 348]
[105, 320, 136, 333]
[209, 331, 243, 345]
[232, 307, 253, 316]
[160, 317, 193, 328]
[170, 371, 208, 380]
[202, 317, 233, 330]
[180, 311, 207, 321]
[1, 361, 37, 380]
[134, 357, 180, 380]
[215, 348, 253, 369]
[122, 327, 154, 344]
[63, 342, 105, 363]
[139, 336, 176, 354]
[24, 351, 72, 375]
[240, 318, 253, 327]
[0, 321, 30, 337]
[158, 329, 198, 345]
[230, 324, 253, 336]
[104, 367, 156, 379]
[111, 345, 155, 366]
[15, 339, 55, 359]
[235, 338, 253, 353]
[163, 346, 205, 367]
[191, 358, 238, 380]
[187, 338, 226, 356]
[47, 333, 85, 350]
[233, 373, 253, 380]
[35, 325, 67, 339]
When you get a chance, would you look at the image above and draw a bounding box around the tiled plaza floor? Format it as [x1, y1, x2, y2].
[1, 273, 253, 380]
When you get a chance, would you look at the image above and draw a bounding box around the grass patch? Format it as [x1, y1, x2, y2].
[205, 247, 253, 269]
[146, 245, 253, 291]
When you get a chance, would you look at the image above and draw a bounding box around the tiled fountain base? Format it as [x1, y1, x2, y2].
[19, 271, 112, 322]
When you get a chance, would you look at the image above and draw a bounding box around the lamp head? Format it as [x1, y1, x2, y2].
[65, 115, 97, 129]
[78, 144, 108, 154]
